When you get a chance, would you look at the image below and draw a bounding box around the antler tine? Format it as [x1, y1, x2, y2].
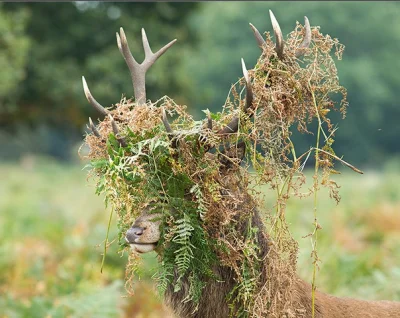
[141, 29, 177, 69]
[218, 59, 253, 136]
[295, 16, 312, 57]
[109, 114, 119, 135]
[218, 117, 239, 136]
[117, 27, 177, 105]
[162, 108, 179, 149]
[207, 111, 213, 130]
[269, 10, 284, 59]
[241, 58, 253, 112]
[108, 114, 127, 147]
[162, 108, 173, 134]
[82, 76, 108, 116]
[249, 23, 266, 49]
[88, 117, 101, 137]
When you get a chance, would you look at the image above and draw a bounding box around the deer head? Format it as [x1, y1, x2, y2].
[117, 10, 310, 253]
[81, 10, 400, 318]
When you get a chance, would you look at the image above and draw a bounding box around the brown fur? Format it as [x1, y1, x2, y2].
[294, 279, 400, 318]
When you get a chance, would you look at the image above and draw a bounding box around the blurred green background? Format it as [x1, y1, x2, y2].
[0, 2, 399, 317]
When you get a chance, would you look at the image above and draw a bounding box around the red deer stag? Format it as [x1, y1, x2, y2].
[82, 10, 400, 318]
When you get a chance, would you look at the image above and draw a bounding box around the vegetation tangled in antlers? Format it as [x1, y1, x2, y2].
[81, 10, 354, 317]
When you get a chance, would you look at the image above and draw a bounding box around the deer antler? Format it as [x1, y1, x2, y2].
[83, 12, 311, 152]
[161, 107, 173, 134]
[217, 58, 253, 136]
[249, 23, 266, 49]
[295, 16, 311, 57]
[162, 107, 180, 149]
[269, 10, 284, 59]
[82, 28, 176, 120]
[207, 112, 213, 130]
[82, 76, 108, 116]
[116, 28, 177, 105]
[109, 114, 127, 147]
[249, 11, 283, 57]
[249, 11, 311, 59]
[88, 117, 101, 137]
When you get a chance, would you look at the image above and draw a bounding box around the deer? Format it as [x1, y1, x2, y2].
[81, 9, 400, 318]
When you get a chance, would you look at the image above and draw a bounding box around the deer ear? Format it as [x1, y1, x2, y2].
[218, 141, 246, 168]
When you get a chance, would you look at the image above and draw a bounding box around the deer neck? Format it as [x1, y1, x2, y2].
[293, 278, 400, 318]
[164, 204, 269, 318]
[164, 205, 400, 318]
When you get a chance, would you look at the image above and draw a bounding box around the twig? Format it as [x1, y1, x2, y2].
[314, 148, 364, 174]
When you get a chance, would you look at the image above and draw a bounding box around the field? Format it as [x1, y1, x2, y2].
[1, 156, 399, 317]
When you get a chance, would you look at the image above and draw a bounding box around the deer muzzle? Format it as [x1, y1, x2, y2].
[125, 226, 159, 253]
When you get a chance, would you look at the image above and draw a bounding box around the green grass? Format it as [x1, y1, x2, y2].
[0, 156, 399, 317]
[288, 170, 400, 300]
[0, 156, 166, 318]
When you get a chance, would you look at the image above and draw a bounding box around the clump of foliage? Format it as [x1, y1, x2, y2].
[82, 20, 357, 317]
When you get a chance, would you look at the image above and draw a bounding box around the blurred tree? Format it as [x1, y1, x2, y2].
[0, 4, 30, 112]
[0, 2, 198, 160]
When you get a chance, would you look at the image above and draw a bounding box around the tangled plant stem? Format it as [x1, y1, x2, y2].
[311, 90, 322, 318]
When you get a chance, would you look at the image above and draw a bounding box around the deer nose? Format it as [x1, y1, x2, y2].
[125, 227, 144, 243]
